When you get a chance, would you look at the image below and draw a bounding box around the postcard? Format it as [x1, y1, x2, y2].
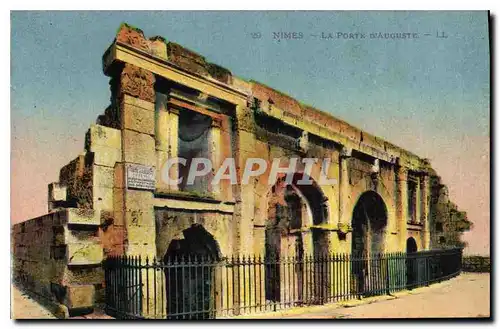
[10, 11, 490, 320]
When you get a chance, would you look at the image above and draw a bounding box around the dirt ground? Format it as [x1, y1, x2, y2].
[11, 272, 490, 320]
[11, 285, 56, 319]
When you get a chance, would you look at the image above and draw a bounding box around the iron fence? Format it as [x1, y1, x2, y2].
[104, 248, 462, 319]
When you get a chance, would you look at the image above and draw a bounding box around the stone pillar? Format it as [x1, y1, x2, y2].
[219, 118, 233, 202]
[155, 94, 180, 192]
[155, 93, 170, 192]
[112, 63, 161, 317]
[338, 146, 352, 225]
[234, 103, 256, 255]
[396, 166, 408, 250]
[415, 176, 422, 225]
[232, 102, 256, 314]
[209, 120, 222, 199]
[421, 174, 431, 250]
[167, 108, 180, 191]
[116, 63, 157, 257]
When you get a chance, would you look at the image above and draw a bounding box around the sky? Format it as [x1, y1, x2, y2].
[10, 11, 490, 255]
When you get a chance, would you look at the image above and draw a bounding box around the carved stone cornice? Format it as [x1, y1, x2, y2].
[120, 63, 155, 103]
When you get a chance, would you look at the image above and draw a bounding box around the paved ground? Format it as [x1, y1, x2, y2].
[11, 285, 56, 319]
[279, 272, 490, 319]
[11, 273, 490, 319]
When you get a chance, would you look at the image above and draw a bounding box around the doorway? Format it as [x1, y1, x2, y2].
[406, 237, 418, 289]
[351, 191, 388, 296]
[164, 224, 220, 319]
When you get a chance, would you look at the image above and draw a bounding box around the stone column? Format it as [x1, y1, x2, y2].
[155, 93, 169, 152]
[301, 230, 314, 301]
[415, 176, 422, 225]
[167, 108, 180, 191]
[232, 102, 256, 314]
[155, 93, 170, 191]
[338, 146, 352, 225]
[396, 166, 408, 250]
[234, 103, 256, 255]
[219, 117, 233, 202]
[421, 174, 431, 249]
[209, 120, 222, 199]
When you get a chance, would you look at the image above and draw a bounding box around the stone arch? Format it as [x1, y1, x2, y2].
[351, 191, 388, 256]
[266, 172, 329, 230]
[351, 190, 388, 296]
[265, 172, 330, 302]
[163, 224, 221, 319]
[406, 237, 418, 253]
[155, 209, 232, 264]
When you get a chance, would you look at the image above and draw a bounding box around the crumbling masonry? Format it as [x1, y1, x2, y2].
[11, 23, 469, 317]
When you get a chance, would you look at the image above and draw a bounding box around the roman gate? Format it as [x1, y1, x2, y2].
[12, 24, 454, 318]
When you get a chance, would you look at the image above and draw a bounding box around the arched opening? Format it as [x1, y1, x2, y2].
[406, 237, 417, 253]
[265, 172, 329, 303]
[351, 191, 388, 296]
[164, 224, 220, 319]
[406, 237, 418, 289]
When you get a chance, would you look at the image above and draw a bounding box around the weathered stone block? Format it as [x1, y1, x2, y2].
[126, 225, 155, 245]
[63, 226, 99, 244]
[114, 163, 126, 189]
[93, 165, 114, 188]
[67, 243, 103, 265]
[93, 185, 114, 212]
[122, 94, 155, 112]
[48, 182, 67, 202]
[64, 267, 104, 285]
[90, 145, 122, 168]
[47, 261, 67, 284]
[166, 42, 209, 77]
[87, 124, 122, 150]
[122, 129, 156, 167]
[124, 189, 154, 227]
[101, 225, 125, 254]
[113, 187, 125, 226]
[149, 37, 167, 60]
[234, 130, 257, 154]
[126, 242, 156, 257]
[66, 208, 99, 226]
[52, 226, 66, 245]
[207, 62, 232, 84]
[64, 284, 95, 309]
[125, 208, 155, 228]
[125, 188, 153, 209]
[122, 103, 155, 135]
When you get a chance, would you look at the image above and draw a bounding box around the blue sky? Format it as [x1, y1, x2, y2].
[11, 11, 490, 254]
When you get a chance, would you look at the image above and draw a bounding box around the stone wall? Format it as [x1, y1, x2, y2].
[462, 256, 490, 273]
[12, 122, 123, 317]
[11, 23, 469, 319]
[12, 209, 103, 318]
[429, 175, 471, 249]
